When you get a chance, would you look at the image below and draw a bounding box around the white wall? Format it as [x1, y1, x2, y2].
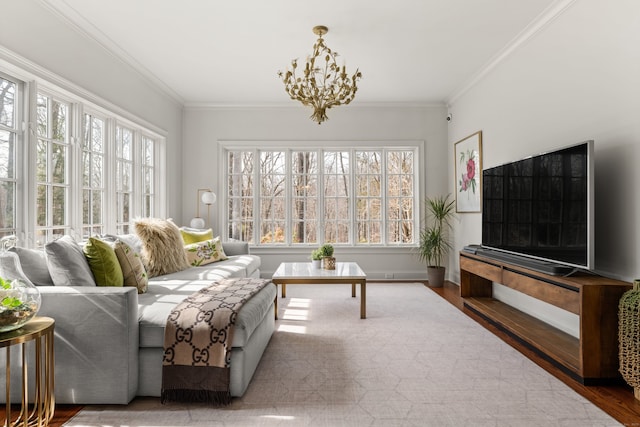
[447, 0, 640, 335]
[183, 105, 449, 278]
[0, 0, 183, 218]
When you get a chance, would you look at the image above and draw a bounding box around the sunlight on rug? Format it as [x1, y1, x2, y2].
[65, 283, 621, 427]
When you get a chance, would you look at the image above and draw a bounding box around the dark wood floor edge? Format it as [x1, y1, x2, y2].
[425, 280, 640, 426]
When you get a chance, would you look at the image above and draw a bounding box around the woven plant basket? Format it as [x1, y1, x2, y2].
[322, 256, 336, 270]
[619, 279, 640, 400]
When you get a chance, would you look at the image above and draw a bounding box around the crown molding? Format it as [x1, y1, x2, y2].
[39, 0, 185, 107]
[446, 0, 577, 106]
[0, 45, 168, 138]
[183, 101, 446, 110]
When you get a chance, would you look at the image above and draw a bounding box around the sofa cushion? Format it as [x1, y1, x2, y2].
[84, 237, 124, 287]
[134, 218, 189, 278]
[184, 237, 228, 266]
[138, 272, 276, 348]
[45, 235, 96, 287]
[114, 240, 148, 294]
[0, 251, 36, 287]
[180, 227, 213, 245]
[9, 247, 54, 286]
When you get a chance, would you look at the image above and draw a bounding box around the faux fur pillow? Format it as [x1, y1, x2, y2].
[134, 218, 190, 277]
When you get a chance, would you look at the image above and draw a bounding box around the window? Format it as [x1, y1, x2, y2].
[116, 125, 133, 234]
[224, 144, 419, 247]
[35, 92, 71, 246]
[82, 111, 105, 238]
[0, 75, 18, 237]
[0, 67, 163, 247]
[141, 135, 155, 218]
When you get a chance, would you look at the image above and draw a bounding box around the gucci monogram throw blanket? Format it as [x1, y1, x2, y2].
[161, 278, 272, 405]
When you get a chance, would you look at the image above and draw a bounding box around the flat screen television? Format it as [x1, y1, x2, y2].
[481, 140, 594, 273]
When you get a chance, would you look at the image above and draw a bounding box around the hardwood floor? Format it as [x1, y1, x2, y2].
[4, 280, 640, 426]
[429, 280, 640, 427]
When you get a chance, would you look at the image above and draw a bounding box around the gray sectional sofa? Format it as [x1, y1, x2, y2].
[0, 238, 276, 405]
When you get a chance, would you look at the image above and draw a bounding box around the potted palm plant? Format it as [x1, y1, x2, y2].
[417, 194, 455, 287]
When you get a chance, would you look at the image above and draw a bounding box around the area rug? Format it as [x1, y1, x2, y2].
[65, 283, 621, 426]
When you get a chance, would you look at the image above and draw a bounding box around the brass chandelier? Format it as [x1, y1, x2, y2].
[278, 25, 362, 124]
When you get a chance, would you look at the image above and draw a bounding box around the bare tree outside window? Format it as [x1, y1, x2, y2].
[225, 146, 418, 247]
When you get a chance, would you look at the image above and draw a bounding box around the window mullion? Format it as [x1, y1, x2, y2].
[381, 149, 388, 245]
[285, 149, 292, 245]
[253, 148, 260, 245]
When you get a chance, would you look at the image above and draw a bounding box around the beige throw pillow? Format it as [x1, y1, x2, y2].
[185, 237, 228, 266]
[134, 218, 190, 277]
[114, 239, 148, 294]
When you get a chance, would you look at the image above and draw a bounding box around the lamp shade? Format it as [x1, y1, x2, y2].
[190, 217, 206, 229]
[201, 191, 216, 205]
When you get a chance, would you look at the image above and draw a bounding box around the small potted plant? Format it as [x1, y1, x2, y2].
[319, 243, 336, 270]
[417, 194, 455, 287]
[310, 248, 323, 268]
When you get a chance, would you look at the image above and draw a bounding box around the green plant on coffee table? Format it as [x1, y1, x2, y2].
[310, 248, 323, 261]
[319, 244, 334, 258]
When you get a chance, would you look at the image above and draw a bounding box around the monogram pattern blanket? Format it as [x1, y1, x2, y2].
[161, 277, 272, 404]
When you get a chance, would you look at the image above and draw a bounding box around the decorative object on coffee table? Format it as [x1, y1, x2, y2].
[619, 279, 640, 400]
[319, 244, 335, 270]
[417, 194, 455, 287]
[310, 248, 323, 269]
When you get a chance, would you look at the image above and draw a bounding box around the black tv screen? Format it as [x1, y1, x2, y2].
[481, 141, 594, 270]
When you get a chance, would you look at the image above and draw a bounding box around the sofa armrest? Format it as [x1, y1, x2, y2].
[37, 286, 139, 404]
[223, 241, 249, 256]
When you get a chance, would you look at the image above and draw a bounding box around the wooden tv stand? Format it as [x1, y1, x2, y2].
[459, 251, 631, 384]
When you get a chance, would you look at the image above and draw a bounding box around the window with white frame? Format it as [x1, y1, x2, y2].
[81, 111, 106, 238]
[115, 124, 134, 234]
[0, 68, 162, 247]
[0, 75, 19, 238]
[35, 92, 71, 246]
[224, 144, 419, 246]
[141, 135, 155, 218]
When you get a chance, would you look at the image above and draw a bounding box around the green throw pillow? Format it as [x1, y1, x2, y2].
[180, 227, 214, 245]
[83, 237, 124, 287]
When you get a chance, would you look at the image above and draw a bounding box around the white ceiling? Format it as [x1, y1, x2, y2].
[42, 0, 561, 106]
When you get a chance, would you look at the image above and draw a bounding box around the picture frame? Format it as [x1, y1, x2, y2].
[454, 131, 482, 213]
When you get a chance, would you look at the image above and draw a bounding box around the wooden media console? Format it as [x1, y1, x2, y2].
[459, 251, 631, 384]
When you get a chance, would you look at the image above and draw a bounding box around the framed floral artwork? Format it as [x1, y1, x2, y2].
[454, 131, 482, 212]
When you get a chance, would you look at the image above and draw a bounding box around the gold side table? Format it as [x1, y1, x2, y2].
[1, 317, 55, 427]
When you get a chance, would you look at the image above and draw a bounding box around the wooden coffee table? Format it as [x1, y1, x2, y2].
[272, 262, 367, 319]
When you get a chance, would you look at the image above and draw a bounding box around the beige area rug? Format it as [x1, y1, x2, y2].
[65, 283, 621, 427]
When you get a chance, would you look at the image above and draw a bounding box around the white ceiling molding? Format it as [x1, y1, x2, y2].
[182, 101, 447, 110]
[446, 0, 577, 107]
[0, 44, 168, 137]
[39, 0, 185, 106]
